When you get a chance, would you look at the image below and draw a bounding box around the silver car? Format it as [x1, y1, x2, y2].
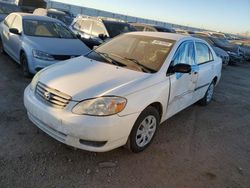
[0, 13, 90, 77]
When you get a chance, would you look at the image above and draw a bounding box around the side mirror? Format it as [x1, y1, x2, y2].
[9, 28, 21, 35]
[98, 34, 107, 40]
[171, 63, 191, 73]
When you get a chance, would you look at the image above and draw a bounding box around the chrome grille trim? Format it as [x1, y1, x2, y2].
[35, 82, 71, 109]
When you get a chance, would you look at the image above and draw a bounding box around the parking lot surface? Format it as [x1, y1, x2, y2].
[0, 54, 250, 188]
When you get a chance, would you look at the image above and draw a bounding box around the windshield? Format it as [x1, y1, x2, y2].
[23, 19, 76, 38]
[86, 34, 175, 73]
[103, 21, 136, 38]
[0, 3, 20, 14]
[48, 12, 73, 25]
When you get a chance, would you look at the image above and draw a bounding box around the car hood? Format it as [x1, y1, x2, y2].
[38, 56, 150, 101]
[25, 36, 90, 55]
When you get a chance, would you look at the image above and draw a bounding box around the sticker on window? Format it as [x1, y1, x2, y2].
[152, 40, 172, 47]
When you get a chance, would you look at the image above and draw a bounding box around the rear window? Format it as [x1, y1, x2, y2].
[103, 21, 136, 38]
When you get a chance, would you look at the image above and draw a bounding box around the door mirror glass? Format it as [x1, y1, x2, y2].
[9, 28, 20, 35]
[171, 63, 191, 73]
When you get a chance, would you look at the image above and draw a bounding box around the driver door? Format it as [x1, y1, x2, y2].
[166, 41, 198, 118]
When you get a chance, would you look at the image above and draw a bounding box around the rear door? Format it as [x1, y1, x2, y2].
[193, 41, 215, 101]
[166, 41, 198, 118]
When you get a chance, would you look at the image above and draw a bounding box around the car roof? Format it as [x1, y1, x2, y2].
[102, 20, 128, 24]
[47, 9, 66, 15]
[12, 13, 61, 22]
[126, 32, 192, 41]
[131, 23, 171, 29]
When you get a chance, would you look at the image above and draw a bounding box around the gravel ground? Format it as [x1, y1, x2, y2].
[0, 53, 250, 188]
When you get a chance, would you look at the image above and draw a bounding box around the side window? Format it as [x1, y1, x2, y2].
[73, 20, 82, 30]
[12, 16, 22, 32]
[172, 42, 195, 66]
[133, 25, 144, 31]
[196, 42, 213, 64]
[4, 15, 16, 28]
[91, 21, 106, 37]
[145, 27, 155, 32]
[81, 20, 92, 34]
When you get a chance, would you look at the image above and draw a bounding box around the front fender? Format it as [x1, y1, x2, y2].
[118, 78, 170, 123]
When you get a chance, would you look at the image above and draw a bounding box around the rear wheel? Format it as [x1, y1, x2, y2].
[199, 82, 215, 106]
[127, 106, 160, 153]
[20, 53, 32, 78]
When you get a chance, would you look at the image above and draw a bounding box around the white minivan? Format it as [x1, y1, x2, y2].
[24, 32, 222, 153]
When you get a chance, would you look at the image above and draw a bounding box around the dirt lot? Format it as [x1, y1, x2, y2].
[0, 53, 250, 188]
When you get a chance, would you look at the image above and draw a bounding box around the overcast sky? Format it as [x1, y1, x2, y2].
[56, 0, 250, 34]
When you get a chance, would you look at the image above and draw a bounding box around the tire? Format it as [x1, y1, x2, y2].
[0, 37, 6, 54]
[127, 106, 160, 153]
[199, 82, 215, 106]
[20, 53, 32, 78]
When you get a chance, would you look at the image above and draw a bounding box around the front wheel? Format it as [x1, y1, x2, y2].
[199, 82, 215, 106]
[20, 53, 32, 78]
[127, 106, 160, 153]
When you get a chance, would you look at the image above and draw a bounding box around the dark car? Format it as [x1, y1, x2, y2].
[210, 37, 244, 64]
[33, 8, 74, 26]
[70, 16, 137, 49]
[192, 34, 230, 65]
[230, 40, 250, 61]
[130, 22, 176, 33]
[0, 2, 21, 22]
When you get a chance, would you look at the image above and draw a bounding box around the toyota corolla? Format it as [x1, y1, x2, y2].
[24, 32, 222, 152]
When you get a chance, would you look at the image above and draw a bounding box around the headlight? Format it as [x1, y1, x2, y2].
[33, 50, 55, 61]
[30, 70, 42, 91]
[72, 97, 127, 116]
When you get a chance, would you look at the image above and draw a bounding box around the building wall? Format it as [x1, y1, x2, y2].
[47, 0, 203, 31]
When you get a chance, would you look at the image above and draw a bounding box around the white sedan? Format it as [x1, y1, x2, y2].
[24, 32, 222, 152]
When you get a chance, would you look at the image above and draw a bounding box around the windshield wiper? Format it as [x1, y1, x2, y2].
[110, 53, 152, 73]
[94, 51, 124, 66]
[123, 57, 155, 73]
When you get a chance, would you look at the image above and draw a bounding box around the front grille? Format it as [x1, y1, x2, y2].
[52, 55, 78, 61]
[35, 82, 71, 109]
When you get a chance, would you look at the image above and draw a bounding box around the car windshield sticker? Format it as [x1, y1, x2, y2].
[152, 40, 172, 47]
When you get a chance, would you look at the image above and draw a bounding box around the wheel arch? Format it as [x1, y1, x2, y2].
[146, 102, 163, 121]
[213, 76, 218, 85]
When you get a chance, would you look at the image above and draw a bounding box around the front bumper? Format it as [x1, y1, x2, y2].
[28, 57, 60, 74]
[24, 85, 139, 152]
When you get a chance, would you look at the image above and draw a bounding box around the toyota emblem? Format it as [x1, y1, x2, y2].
[44, 92, 51, 101]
